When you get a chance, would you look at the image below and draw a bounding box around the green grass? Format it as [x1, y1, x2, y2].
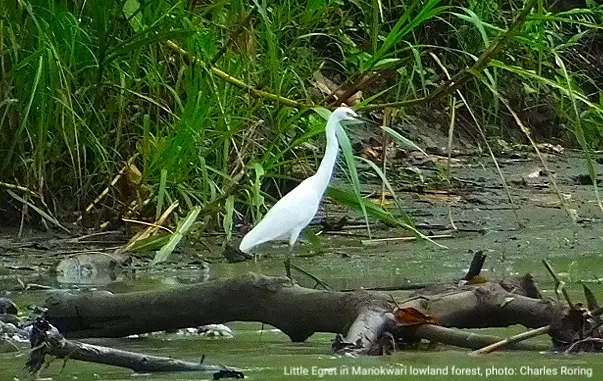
[1, 0, 602, 238]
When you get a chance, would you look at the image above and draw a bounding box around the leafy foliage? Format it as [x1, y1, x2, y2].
[1, 0, 602, 234]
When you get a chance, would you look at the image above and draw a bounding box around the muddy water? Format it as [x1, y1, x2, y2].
[1, 152, 603, 380]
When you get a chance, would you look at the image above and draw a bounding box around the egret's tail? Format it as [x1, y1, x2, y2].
[238, 234, 256, 253]
[239, 221, 286, 253]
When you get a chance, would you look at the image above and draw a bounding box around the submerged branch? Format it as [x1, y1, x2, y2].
[25, 320, 237, 376]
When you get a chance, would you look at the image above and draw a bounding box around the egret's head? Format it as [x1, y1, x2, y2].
[331, 107, 359, 124]
[330, 107, 375, 129]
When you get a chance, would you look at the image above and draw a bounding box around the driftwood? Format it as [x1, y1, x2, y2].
[46, 274, 391, 343]
[25, 319, 242, 377]
[45, 272, 567, 355]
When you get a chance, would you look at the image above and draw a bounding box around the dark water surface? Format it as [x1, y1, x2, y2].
[2, 152, 603, 380]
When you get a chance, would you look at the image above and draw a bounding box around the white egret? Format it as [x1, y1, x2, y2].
[239, 107, 362, 276]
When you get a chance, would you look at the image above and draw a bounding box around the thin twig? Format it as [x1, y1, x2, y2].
[471, 325, 550, 355]
[121, 201, 179, 253]
[0, 181, 42, 201]
[210, 9, 257, 65]
[565, 338, 603, 354]
[122, 218, 174, 234]
[380, 108, 393, 207]
[76, 154, 140, 224]
[326, 71, 387, 107]
[487, 90, 575, 222]
[340, 283, 430, 292]
[66, 231, 124, 243]
[290, 263, 332, 290]
[5, 189, 70, 233]
[165, 40, 310, 109]
[361, 234, 453, 246]
[18, 198, 27, 239]
[429, 50, 521, 228]
[441, 75, 523, 227]
[430, 52, 458, 230]
[543, 259, 574, 307]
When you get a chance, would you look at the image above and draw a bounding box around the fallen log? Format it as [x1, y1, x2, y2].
[46, 273, 392, 344]
[45, 272, 567, 354]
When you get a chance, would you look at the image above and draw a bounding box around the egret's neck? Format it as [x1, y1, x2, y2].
[313, 118, 340, 193]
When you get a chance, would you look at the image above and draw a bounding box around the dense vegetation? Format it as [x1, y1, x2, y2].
[1, 0, 602, 235]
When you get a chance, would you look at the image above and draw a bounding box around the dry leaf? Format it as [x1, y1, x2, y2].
[394, 307, 438, 326]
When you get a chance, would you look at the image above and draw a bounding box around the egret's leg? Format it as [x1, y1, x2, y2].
[286, 228, 302, 279]
[285, 245, 292, 279]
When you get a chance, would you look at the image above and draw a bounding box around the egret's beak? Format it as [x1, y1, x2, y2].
[343, 115, 378, 126]
[355, 116, 378, 125]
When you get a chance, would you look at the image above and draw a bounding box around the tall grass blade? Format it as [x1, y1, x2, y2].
[223, 195, 235, 240]
[6, 190, 70, 233]
[382, 126, 426, 154]
[336, 124, 372, 237]
[152, 206, 201, 264]
[156, 168, 168, 220]
[553, 53, 603, 215]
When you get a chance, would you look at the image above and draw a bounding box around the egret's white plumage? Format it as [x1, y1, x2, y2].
[239, 107, 359, 271]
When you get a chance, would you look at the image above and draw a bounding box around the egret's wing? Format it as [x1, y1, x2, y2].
[239, 179, 320, 253]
